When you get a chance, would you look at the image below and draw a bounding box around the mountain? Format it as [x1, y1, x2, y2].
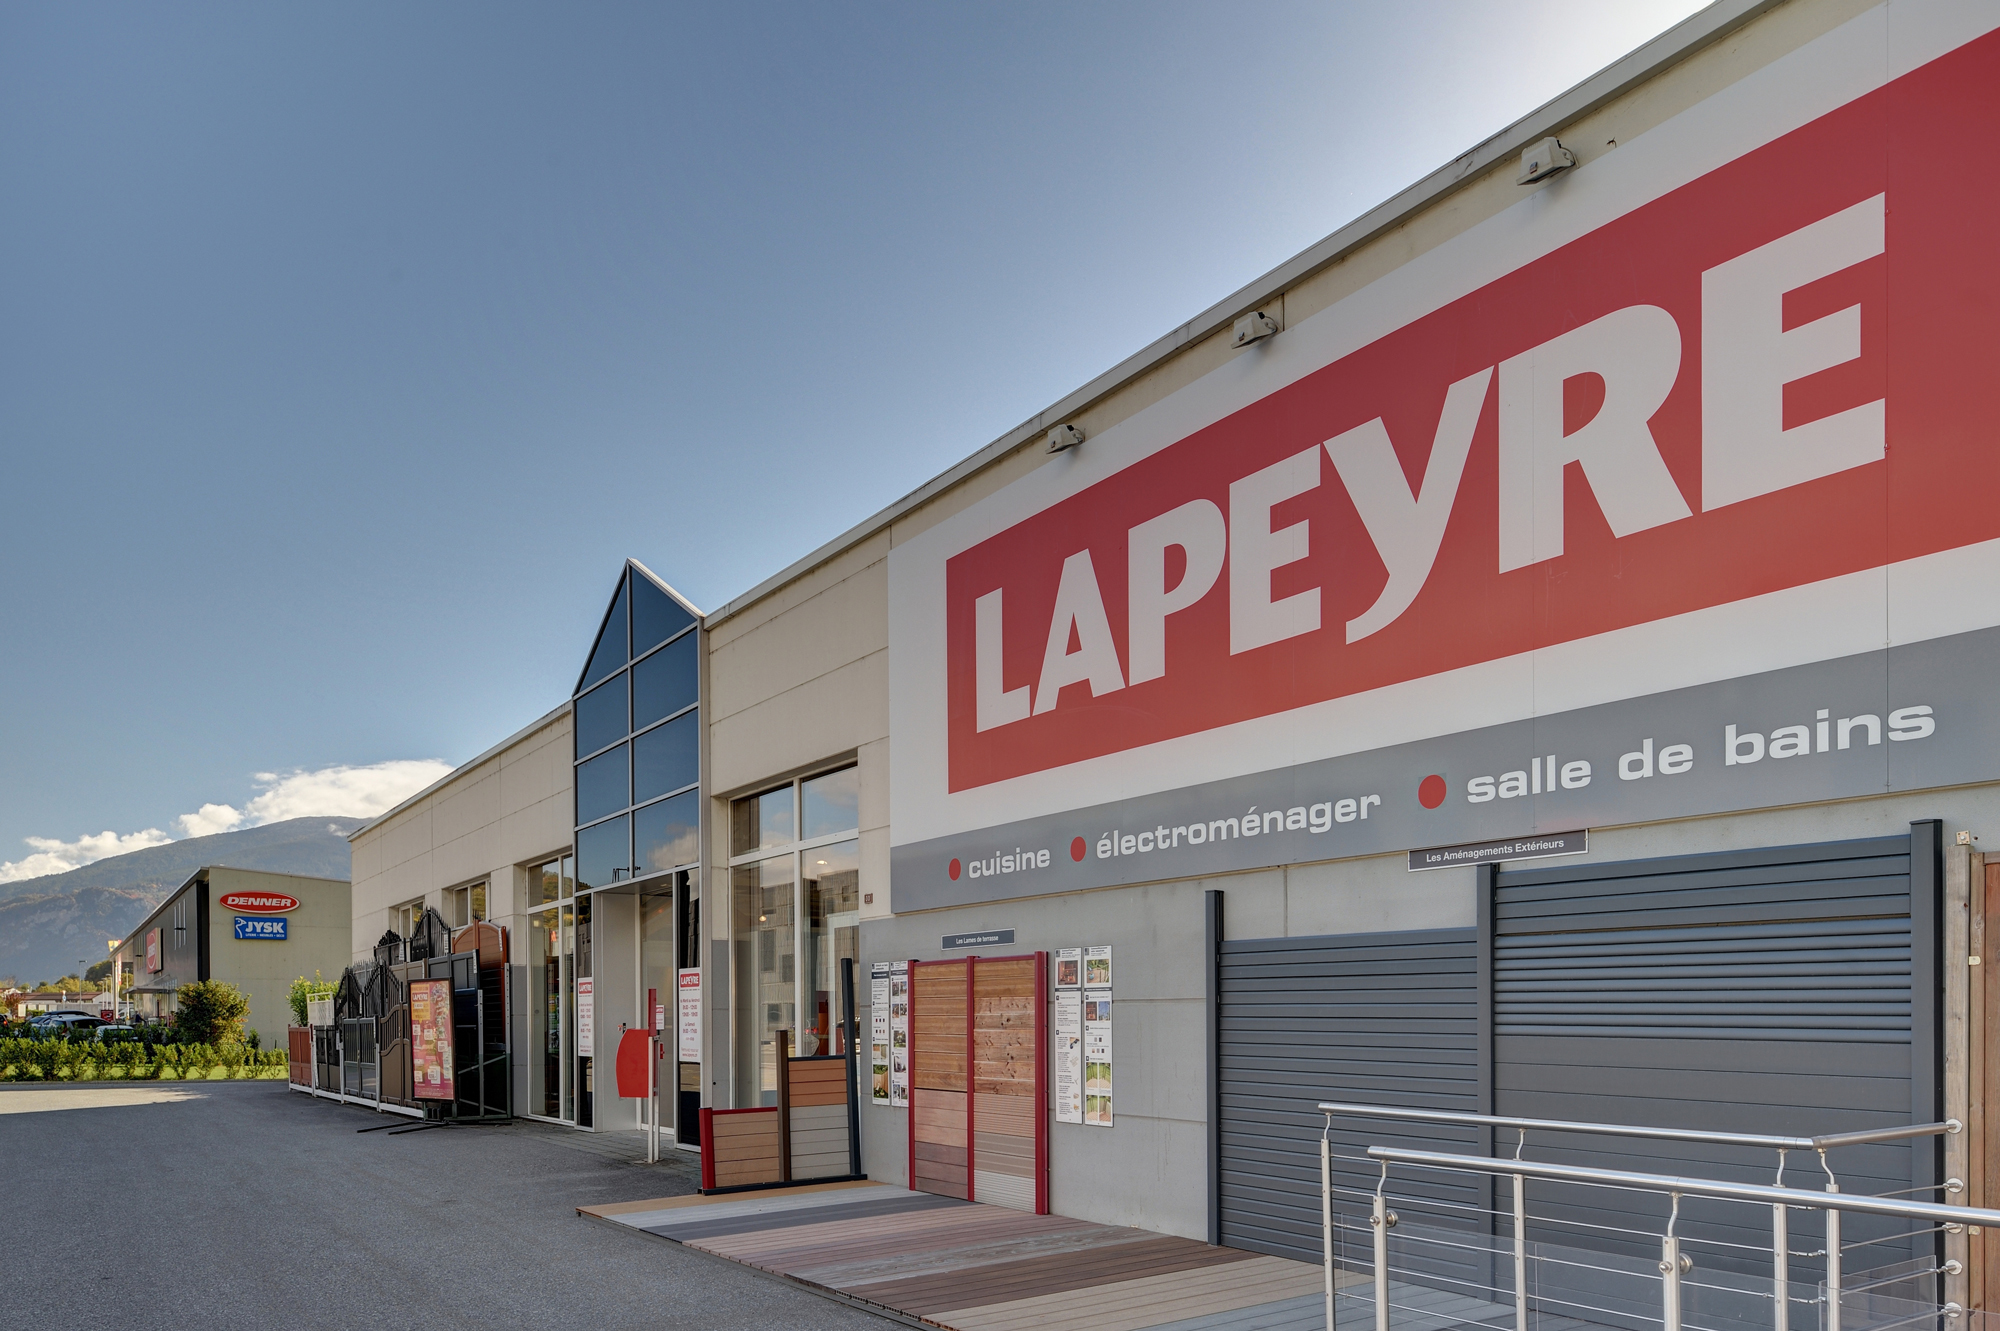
[0, 816, 362, 986]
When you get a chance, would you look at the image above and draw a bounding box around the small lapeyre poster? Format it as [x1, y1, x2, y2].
[1083, 991, 1112, 1127]
[889, 960, 911, 1108]
[677, 969, 701, 1063]
[870, 962, 892, 1104]
[1054, 947, 1081, 990]
[1083, 945, 1111, 990]
[409, 979, 455, 1101]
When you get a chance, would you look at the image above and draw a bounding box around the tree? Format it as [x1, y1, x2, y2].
[172, 980, 250, 1045]
[85, 960, 114, 987]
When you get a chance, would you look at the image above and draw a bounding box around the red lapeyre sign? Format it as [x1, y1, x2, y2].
[944, 27, 2000, 794]
[217, 891, 300, 914]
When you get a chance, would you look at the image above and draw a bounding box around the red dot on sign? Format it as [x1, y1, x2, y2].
[1070, 837, 1086, 862]
[1418, 775, 1447, 809]
[948, 858, 961, 881]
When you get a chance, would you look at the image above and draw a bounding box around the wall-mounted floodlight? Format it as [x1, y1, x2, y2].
[1517, 136, 1577, 185]
[1232, 310, 1280, 348]
[1046, 423, 1085, 454]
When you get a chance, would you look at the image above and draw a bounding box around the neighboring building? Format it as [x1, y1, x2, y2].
[349, 0, 2000, 1314]
[114, 867, 351, 1045]
[7, 989, 112, 1019]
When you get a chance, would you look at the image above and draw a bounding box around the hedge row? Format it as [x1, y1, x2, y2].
[0, 1037, 287, 1083]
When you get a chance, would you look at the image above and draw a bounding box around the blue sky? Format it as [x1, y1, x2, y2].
[0, 1, 1708, 875]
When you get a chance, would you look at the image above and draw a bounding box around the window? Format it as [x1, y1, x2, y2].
[729, 763, 860, 1106]
[447, 882, 487, 928]
[573, 564, 701, 890]
[533, 855, 574, 905]
[527, 854, 576, 1122]
[391, 898, 423, 939]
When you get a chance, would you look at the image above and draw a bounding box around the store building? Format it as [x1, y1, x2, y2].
[114, 866, 351, 1045]
[350, 0, 2000, 1310]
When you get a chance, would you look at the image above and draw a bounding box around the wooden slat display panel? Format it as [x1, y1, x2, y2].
[905, 953, 1047, 1212]
[785, 1054, 852, 1181]
[972, 955, 1042, 1213]
[706, 1108, 784, 1188]
[910, 960, 970, 1199]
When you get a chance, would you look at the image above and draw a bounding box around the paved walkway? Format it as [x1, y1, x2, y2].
[2, 1080, 887, 1330]
[580, 1181, 1349, 1330]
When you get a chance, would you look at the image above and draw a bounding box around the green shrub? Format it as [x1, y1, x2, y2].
[287, 972, 336, 1027]
[170, 980, 250, 1046]
[0, 1034, 286, 1082]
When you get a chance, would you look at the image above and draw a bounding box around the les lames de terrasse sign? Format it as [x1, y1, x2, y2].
[891, 15, 2000, 911]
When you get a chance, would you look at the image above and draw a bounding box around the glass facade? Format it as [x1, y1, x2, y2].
[573, 564, 702, 887]
[557, 562, 703, 1129]
[729, 764, 859, 1106]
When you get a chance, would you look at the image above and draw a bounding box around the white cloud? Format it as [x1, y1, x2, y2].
[242, 760, 453, 824]
[0, 758, 454, 884]
[177, 803, 245, 837]
[0, 828, 175, 884]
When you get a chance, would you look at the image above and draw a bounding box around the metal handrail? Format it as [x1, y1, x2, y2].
[1317, 1099, 1959, 1154]
[1316, 1104, 1968, 1331]
[1366, 1146, 1998, 1229]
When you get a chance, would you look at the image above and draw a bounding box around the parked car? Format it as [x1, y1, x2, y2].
[26, 1012, 109, 1036]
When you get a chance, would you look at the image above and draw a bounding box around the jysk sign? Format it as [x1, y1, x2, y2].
[888, 11, 2000, 911]
[234, 916, 288, 941]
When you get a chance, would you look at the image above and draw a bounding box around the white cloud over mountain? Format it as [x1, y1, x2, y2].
[0, 759, 453, 883]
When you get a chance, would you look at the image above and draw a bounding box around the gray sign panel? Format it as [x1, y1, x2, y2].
[1408, 831, 1586, 872]
[943, 930, 1015, 949]
[890, 626, 1996, 913]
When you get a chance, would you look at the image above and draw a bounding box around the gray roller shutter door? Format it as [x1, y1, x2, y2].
[1493, 833, 1936, 1287]
[1216, 929, 1481, 1270]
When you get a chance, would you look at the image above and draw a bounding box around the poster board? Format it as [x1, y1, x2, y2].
[409, 978, 454, 1101]
[870, 961, 892, 1104]
[1052, 948, 1082, 1124]
[677, 969, 701, 1063]
[888, 960, 910, 1109]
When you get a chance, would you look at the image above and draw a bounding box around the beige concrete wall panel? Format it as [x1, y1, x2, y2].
[1284, 858, 1477, 937]
[1046, 1111, 1207, 1241]
[348, 836, 379, 886]
[1208, 869, 1285, 942]
[707, 651, 888, 797]
[707, 529, 892, 649]
[1109, 995, 1204, 1123]
[707, 562, 888, 725]
[857, 736, 890, 833]
[375, 807, 436, 876]
[428, 768, 502, 850]
[1589, 785, 2000, 865]
[859, 824, 890, 912]
[497, 726, 570, 824]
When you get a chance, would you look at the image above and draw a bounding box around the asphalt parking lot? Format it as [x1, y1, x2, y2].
[0, 1080, 890, 1329]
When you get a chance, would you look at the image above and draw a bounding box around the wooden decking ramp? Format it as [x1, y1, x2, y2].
[579, 1181, 1338, 1329]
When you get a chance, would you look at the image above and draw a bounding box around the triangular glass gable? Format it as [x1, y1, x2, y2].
[631, 564, 696, 656]
[577, 572, 629, 695]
